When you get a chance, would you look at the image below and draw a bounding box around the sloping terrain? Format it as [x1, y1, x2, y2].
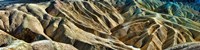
[0, 0, 200, 50]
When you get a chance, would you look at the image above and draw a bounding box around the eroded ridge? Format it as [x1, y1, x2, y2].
[0, 0, 200, 50]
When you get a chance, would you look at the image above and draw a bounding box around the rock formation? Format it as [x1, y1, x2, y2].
[0, 0, 200, 50]
[165, 42, 200, 50]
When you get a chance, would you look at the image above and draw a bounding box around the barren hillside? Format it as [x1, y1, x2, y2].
[0, 0, 200, 50]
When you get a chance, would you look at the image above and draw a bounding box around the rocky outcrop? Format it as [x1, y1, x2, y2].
[31, 40, 77, 50]
[0, 30, 32, 50]
[165, 42, 200, 50]
[0, 30, 78, 50]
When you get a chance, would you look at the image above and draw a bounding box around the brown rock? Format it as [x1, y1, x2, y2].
[0, 1, 135, 50]
[0, 30, 32, 50]
[165, 42, 200, 50]
[31, 40, 77, 50]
